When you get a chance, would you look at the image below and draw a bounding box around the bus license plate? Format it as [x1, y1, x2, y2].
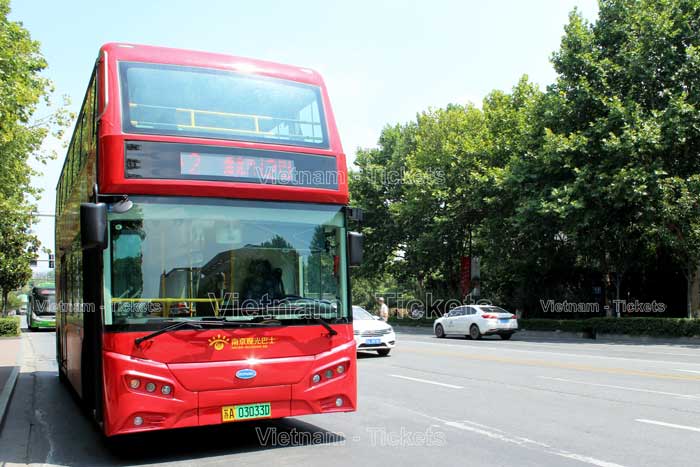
[222, 402, 271, 422]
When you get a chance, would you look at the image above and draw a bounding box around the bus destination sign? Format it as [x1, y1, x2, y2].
[180, 152, 295, 183]
[125, 141, 338, 189]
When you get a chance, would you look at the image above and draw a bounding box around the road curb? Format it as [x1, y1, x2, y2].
[393, 325, 700, 346]
[0, 366, 19, 431]
[392, 324, 434, 334]
[595, 332, 700, 346]
[0, 336, 23, 434]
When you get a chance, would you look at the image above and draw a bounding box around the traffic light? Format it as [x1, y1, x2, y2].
[48, 253, 55, 269]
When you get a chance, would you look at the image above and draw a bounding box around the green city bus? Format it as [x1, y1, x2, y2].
[27, 286, 56, 330]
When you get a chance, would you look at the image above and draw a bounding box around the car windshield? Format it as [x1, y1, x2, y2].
[352, 307, 374, 320]
[120, 62, 328, 148]
[105, 197, 348, 328]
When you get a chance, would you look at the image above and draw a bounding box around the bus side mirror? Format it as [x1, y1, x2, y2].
[80, 203, 107, 250]
[348, 232, 363, 267]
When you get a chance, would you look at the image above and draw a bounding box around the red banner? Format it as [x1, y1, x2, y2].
[460, 256, 471, 297]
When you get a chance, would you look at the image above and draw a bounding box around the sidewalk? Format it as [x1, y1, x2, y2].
[0, 335, 22, 432]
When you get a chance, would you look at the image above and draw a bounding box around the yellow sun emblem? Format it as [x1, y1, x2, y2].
[208, 334, 230, 351]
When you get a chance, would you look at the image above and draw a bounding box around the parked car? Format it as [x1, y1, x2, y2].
[433, 305, 518, 340]
[352, 306, 396, 356]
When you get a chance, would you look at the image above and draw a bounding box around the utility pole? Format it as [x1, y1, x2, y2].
[28, 212, 56, 269]
[29, 212, 55, 228]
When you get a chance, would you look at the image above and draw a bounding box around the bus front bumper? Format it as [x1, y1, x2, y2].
[101, 340, 357, 436]
[31, 314, 56, 328]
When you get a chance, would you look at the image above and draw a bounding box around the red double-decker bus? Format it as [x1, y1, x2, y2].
[55, 43, 363, 437]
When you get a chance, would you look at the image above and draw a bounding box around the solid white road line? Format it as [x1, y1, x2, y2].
[675, 369, 700, 374]
[385, 402, 628, 467]
[635, 419, 700, 433]
[388, 374, 463, 389]
[441, 420, 627, 467]
[538, 376, 700, 400]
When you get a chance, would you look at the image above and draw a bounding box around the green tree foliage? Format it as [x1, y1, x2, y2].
[541, 1, 700, 315]
[402, 104, 487, 297]
[350, 123, 416, 280]
[0, 199, 39, 315]
[0, 0, 70, 315]
[350, 0, 700, 318]
[6, 290, 23, 310]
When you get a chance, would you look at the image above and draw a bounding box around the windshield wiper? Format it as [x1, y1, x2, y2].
[257, 307, 339, 335]
[308, 315, 338, 336]
[204, 316, 287, 328]
[288, 310, 338, 336]
[214, 299, 340, 336]
[134, 319, 223, 346]
[274, 299, 340, 336]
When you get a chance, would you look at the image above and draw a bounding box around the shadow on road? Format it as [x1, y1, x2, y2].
[357, 351, 390, 359]
[0, 368, 345, 467]
[21, 327, 55, 333]
[102, 417, 345, 466]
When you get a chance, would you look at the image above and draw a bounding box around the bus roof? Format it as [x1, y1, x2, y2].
[56, 43, 348, 208]
[100, 43, 326, 87]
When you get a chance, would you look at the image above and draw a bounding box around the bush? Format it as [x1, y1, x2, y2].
[520, 318, 700, 338]
[518, 319, 593, 334]
[387, 315, 700, 338]
[0, 317, 20, 337]
[388, 316, 435, 327]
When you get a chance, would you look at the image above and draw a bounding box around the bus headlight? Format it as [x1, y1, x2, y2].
[129, 378, 141, 389]
[161, 384, 172, 395]
[145, 382, 156, 393]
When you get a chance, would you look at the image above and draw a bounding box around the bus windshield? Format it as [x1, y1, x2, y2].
[32, 288, 56, 316]
[119, 62, 328, 148]
[105, 197, 348, 327]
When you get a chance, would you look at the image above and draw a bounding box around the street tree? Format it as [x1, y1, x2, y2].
[0, 199, 39, 315]
[544, 1, 700, 314]
[0, 0, 70, 313]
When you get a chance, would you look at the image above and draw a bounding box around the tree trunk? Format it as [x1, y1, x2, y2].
[1, 290, 8, 318]
[603, 272, 612, 317]
[687, 270, 693, 319]
[688, 264, 700, 319]
[614, 274, 622, 318]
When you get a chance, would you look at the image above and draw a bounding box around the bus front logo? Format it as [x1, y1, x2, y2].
[208, 334, 231, 351]
[236, 369, 257, 380]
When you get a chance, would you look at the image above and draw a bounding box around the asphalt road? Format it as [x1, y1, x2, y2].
[1, 325, 699, 467]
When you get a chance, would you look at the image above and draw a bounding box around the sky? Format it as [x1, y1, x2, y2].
[10, 0, 598, 269]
